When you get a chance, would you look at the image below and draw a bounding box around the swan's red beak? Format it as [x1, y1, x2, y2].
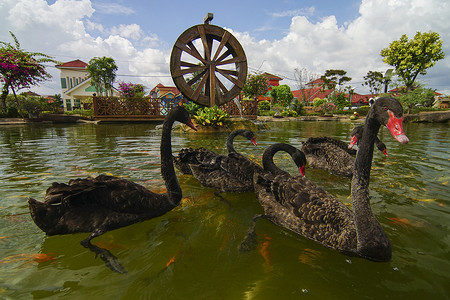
[187, 120, 198, 131]
[251, 137, 258, 146]
[382, 149, 388, 156]
[299, 165, 305, 176]
[348, 135, 358, 149]
[386, 111, 409, 144]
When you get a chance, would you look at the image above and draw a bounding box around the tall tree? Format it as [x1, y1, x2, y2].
[242, 73, 268, 101]
[320, 69, 352, 91]
[86, 56, 118, 96]
[362, 71, 385, 97]
[0, 31, 57, 113]
[380, 31, 445, 91]
[320, 69, 352, 104]
[271, 84, 293, 108]
[294, 67, 319, 90]
[397, 87, 436, 114]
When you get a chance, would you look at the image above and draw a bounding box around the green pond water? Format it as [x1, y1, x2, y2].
[0, 119, 448, 299]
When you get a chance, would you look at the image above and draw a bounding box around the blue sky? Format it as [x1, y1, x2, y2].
[87, 0, 361, 45]
[1, 0, 449, 96]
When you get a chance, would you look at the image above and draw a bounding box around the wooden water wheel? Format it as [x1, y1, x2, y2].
[170, 23, 247, 107]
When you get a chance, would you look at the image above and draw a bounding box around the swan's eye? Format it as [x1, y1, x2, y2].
[383, 106, 388, 111]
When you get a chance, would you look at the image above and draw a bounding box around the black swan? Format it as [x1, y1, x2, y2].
[190, 141, 306, 193]
[301, 125, 387, 177]
[349, 125, 387, 156]
[301, 136, 356, 177]
[173, 129, 257, 175]
[28, 106, 197, 273]
[250, 96, 408, 261]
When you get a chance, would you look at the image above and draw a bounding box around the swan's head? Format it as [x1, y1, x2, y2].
[376, 141, 388, 156]
[237, 129, 258, 146]
[171, 106, 197, 131]
[371, 96, 409, 144]
[292, 150, 307, 176]
[348, 125, 363, 149]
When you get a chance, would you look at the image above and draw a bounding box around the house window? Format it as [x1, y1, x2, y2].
[73, 99, 81, 109]
[66, 99, 72, 111]
[60, 78, 67, 89]
[70, 78, 73, 88]
[75, 78, 79, 85]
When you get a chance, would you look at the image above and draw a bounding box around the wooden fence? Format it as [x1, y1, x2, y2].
[92, 96, 258, 121]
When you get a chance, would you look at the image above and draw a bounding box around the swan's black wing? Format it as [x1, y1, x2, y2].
[173, 147, 219, 174]
[189, 162, 251, 193]
[253, 172, 356, 250]
[42, 175, 163, 213]
[302, 142, 354, 177]
[220, 152, 263, 186]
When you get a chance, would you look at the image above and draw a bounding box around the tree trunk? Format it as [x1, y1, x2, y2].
[0, 83, 10, 113]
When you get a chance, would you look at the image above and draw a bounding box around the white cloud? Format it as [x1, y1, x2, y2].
[0, 0, 448, 96]
[269, 7, 315, 18]
[234, 0, 450, 94]
[92, 2, 135, 15]
[110, 24, 142, 40]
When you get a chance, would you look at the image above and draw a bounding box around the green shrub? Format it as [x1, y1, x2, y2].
[356, 105, 370, 116]
[184, 101, 203, 116]
[64, 109, 94, 117]
[281, 109, 298, 117]
[258, 110, 276, 116]
[291, 99, 304, 115]
[194, 105, 229, 127]
[258, 100, 271, 111]
[313, 98, 327, 107]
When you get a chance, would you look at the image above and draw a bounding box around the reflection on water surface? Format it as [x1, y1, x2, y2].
[0, 121, 448, 299]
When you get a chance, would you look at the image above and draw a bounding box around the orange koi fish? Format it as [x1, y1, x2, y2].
[258, 235, 272, 271]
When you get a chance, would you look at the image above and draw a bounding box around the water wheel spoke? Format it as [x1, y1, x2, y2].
[175, 40, 205, 64]
[187, 69, 206, 86]
[209, 66, 216, 106]
[216, 68, 238, 77]
[197, 25, 211, 61]
[212, 31, 231, 62]
[172, 65, 206, 77]
[216, 56, 246, 66]
[215, 75, 229, 94]
[215, 49, 233, 64]
[192, 71, 210, 100]
[216, 68, 244, 88]
[180, 61, 204, 68]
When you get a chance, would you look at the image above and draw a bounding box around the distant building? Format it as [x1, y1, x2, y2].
[291, 78, 334, 105]
[256, 72, 283, 101]
[55, 59, 118, 111]
[433, 96, 449, 108]
[149, 83, 185, 113]
[292, 78, 372, 107]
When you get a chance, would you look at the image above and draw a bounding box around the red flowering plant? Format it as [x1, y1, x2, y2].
[117, 81, 145, 100]
[0, 31, 58, 115]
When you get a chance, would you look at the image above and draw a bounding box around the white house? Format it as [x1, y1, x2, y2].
[55, 59, 118, 111]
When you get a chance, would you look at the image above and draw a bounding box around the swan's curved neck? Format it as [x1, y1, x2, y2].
[351, 117, 391, 260]
[161, 116, 182, 206]
[262, 144, 293, 175]
[226, 131, 240, 153]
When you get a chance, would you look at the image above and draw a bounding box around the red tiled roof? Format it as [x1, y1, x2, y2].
[56, 59, 88, 69]
[292, 87, 334, 102]
[150, 83, 180, 95]
[306, 78, 324, 86]
[24, 91, 40, 96]
[262, 72, 282, 81]
[150, 83, 166, 92]
[351, 94, 371, 105]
